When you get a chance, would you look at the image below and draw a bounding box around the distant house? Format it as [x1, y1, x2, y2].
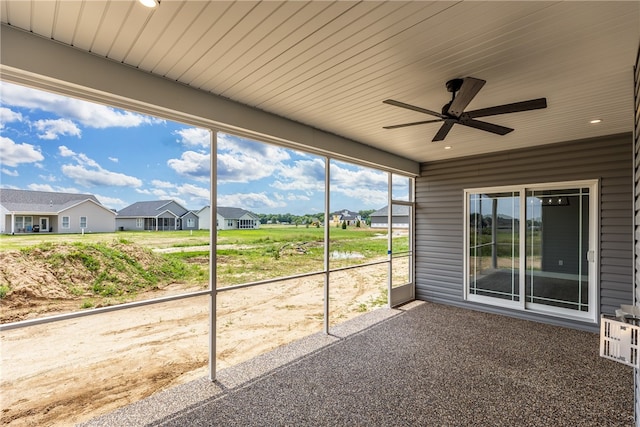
[330, 209, 361, 226]
[196, 206, 211, 230]
[0, 188, 116, 234]
[370, 205, 410, 229]
[116, 200, 198, 231]
[216, 207, 260, 230]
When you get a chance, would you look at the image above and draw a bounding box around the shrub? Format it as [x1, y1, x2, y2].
[80, 299, 94, 309]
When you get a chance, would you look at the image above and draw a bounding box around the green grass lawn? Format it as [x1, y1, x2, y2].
[1, 226, 408, 288]
[216, 225, 405, 286]
[0, 225, 412, 318]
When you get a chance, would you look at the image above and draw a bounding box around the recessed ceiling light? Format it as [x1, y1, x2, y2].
[444, 146, 452, 150]
[139, 0, 158, 8]
[590, 119, 602, 124]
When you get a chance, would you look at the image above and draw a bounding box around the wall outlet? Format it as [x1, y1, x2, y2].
[558, 260, 563, 266]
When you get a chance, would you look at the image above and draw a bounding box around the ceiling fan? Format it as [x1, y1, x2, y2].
[383, 77, 547, 142]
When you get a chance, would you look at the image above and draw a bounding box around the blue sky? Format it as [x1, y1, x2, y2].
[0, 81, 401, 215]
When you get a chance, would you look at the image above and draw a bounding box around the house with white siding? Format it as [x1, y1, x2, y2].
[370, 205, 410, 229]
[0, 188, 116, 234]
[196, 206, 211, 230]
[216, 207, 260, 230]
[330, 209, 361, 227]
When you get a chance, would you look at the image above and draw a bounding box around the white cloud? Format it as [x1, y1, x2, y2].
[27, 183, 56, 192]
[167, 151, 210, 180]
[34, 118, 81, 140]
[271, 158, 325, 191]
[217, 152, 266, 183]
[217, 133, 291, 183]
[27, 183, 81, 193]
[62, 164, 142, 187]
[335, 186, 387, 207]
[217, 192, 286, 210]
[108, 157, 119, 163]
[136, 180, 210, 209]
[0, 81, 164, 128]
[287, 193, 311, 201]
[58, 145, 76, 157]
[38, 174, 58, 182]
[0, 136, 44, 167]
[174, 127, 211, 147]
[2, 168, 19, 177]
[328, 162, 389, 207]
[0, 107, 23, 129]
[180, 183, 210, 200]
[57, 146, 142, 188]
[95, 194, 127, 210]
[147, 188, 170, 198]
[330, 162, 388, 189]
[218, 133, 290, 162]
[150, 179, 175, 188]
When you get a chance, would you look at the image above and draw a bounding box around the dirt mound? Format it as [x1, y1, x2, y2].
[0, 241, 197, 323]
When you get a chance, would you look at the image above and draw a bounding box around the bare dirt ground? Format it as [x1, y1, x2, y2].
[1, 266, 386, 426]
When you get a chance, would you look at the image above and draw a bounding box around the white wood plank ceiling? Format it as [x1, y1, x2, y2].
[1, 1, 638, 163]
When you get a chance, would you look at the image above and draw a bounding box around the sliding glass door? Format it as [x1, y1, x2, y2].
[465, 181, 597, 322]
[525, 187, 591, 313]
[468, 191, 520, 302]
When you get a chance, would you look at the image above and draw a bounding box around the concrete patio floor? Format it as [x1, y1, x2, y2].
[81, 300, 633, 426]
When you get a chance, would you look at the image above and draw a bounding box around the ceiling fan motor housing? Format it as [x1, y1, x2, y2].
[446, 78, 464, 93]
[442, 101, 453, 116]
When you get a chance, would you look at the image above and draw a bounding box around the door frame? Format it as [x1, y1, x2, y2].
[464, 179, 599, 324]
[39, 217, 49, 232]
[389, 178, 415, 307]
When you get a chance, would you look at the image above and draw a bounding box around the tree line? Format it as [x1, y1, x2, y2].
[257, 209, 377, 226]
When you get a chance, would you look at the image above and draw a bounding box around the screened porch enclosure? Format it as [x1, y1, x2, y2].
[143, 217, 177, 231]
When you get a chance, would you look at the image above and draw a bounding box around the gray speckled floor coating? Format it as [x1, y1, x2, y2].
[80, 301, 634, 426]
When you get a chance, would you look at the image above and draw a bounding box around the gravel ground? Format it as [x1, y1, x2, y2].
[82, 301, 634, 427]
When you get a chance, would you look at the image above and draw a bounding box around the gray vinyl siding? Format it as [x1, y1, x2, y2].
[416, 133, 633, 332]
[116, 218, 140, 231]
[632, 41, 639, 427]
[182, 212, 199, 230]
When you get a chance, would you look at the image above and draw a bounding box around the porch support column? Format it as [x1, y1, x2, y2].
[209, 130, 217, 381]
[492, 198, 498, 269]
[323, 156, 330, 335]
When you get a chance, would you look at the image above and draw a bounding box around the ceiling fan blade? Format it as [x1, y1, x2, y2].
[459, 116, 513, 135]
[432, 120, 455, 141]
[383, 119, 444, 129]
[466, 98, 547, 118]
[447, 77, 486, 117]
[383, 99, 445, 118]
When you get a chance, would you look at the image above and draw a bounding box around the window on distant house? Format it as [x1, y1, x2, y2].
[136, 218, 143, 228]
[187, 218, 195, 227]
[14, 216, 33, 231]
[80, 217, 87, 228]
[62, 216, 70, 228]
[227, 220, 233, 227]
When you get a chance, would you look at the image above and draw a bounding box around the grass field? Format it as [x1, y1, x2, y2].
[0, 225, 408, 296]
